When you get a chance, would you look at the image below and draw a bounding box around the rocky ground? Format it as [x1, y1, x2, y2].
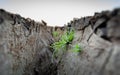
[0, 8, 120, 75]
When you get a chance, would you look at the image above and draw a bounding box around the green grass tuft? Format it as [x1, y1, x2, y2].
[52, 31, 59, 37]
[51, 28, 74, 57]
[72, 44, 82, 53]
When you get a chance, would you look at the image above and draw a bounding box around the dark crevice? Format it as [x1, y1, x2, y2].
[0, 17, 3, 24]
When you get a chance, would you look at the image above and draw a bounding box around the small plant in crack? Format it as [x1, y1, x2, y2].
[52, 31, 59, 37]
[72, 44, 82, 53]
[51, 28, 74, 58]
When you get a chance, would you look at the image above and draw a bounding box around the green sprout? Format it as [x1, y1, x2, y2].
[51, 28, 74, 57]
[52, 31, 59, 37]
[72, 44, 82, 53]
